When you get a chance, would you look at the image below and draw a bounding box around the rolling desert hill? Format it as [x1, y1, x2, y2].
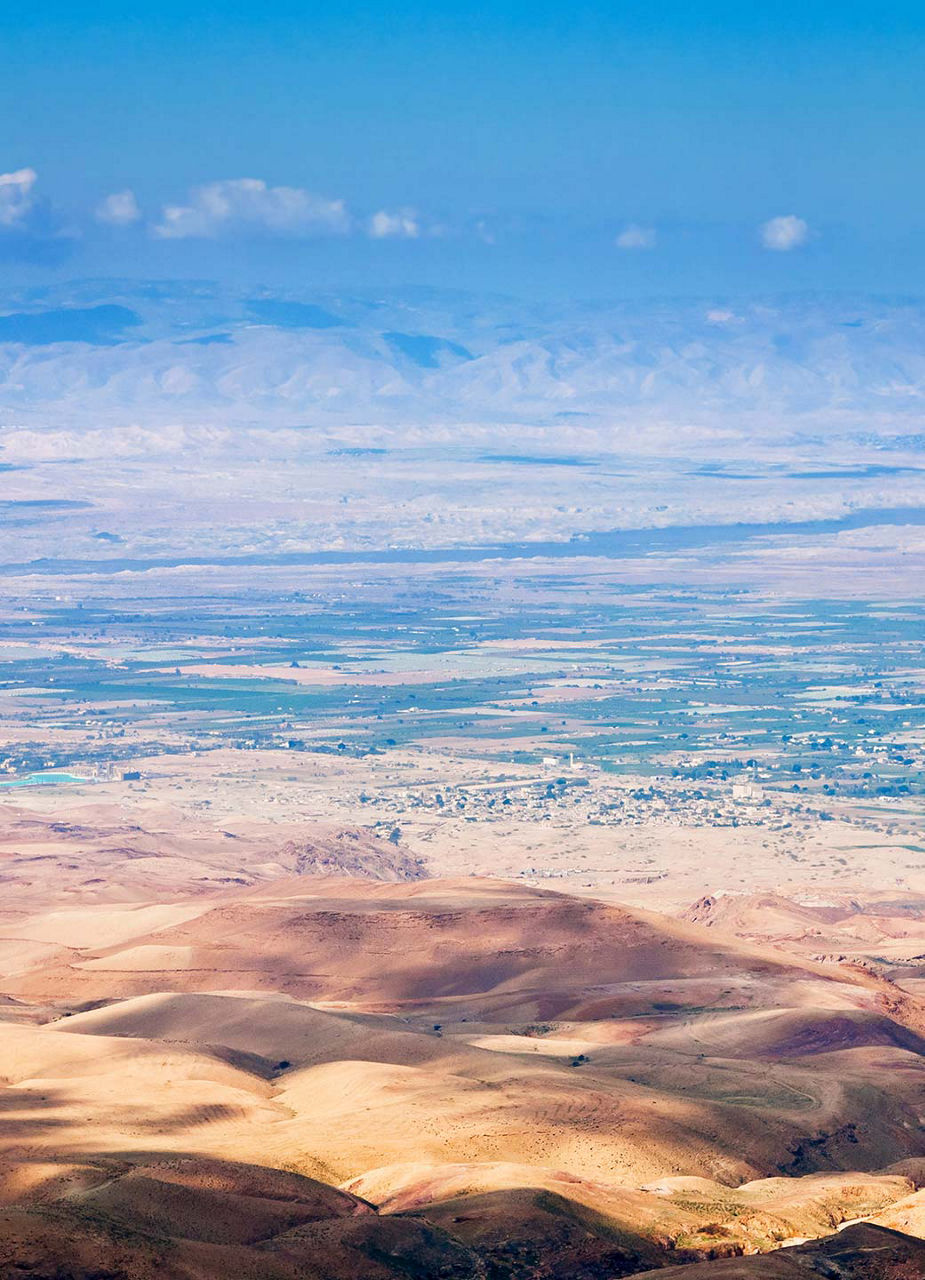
[0, 1155, 485, 1280]
[630, 1223, 925, 1278]
[683, 891, 925, 969]
[2, 871, 925, 1275]
[0, 801, 426, 909]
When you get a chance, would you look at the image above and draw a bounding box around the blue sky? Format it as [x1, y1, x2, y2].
[1, 1, 924, 297]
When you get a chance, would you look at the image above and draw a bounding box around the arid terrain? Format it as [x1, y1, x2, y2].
[2, 585, 924, 1278]
[5, 0, 925, 1248]
[1, 801, 925, 1277]
[2, 286, 925, 1275]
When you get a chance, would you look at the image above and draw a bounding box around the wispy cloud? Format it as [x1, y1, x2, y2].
[96, 190, 142, 227]
[705, 308, 742, 325]
[152, 178, 350, 239]
[368, 208, 420, 239]
[615, 223, 656, 250]
[0, 168, 38, 228]
[760, 214, 809, 251]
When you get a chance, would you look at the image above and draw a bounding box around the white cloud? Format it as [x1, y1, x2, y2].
[152, 178, 350, 239]
[760, 214, 809, 251]
[705, 309, 742, 326]
[615, 223, 656, 250]
[368, 208, 420, 239]
[96, 190, 142, 226]
[0, 168, 38, 228]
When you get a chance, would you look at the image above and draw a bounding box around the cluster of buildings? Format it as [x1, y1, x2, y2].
[354, 762, 786, 831]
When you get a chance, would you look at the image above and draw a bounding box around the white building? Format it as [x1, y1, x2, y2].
[732, 778, 764, 804]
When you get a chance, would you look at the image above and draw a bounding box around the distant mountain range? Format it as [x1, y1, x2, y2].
[0, 282, 924, 436]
